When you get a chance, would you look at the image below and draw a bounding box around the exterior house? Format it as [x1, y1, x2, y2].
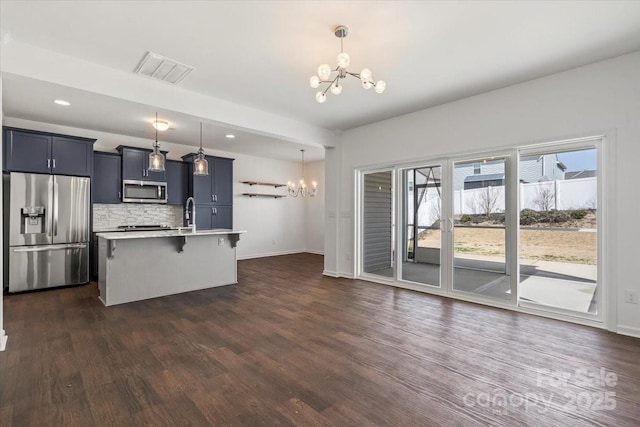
[453, 154, 567, 190]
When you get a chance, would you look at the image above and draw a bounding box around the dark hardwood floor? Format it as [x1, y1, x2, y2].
[1, 253, 639, 426]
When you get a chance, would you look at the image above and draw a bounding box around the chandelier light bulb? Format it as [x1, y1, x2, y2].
[337, 52, 350, 68]
[317, 64, 332, 81]
[330, 84, 343, 95]
[360, 68, 372, 80]
[374, 80, 386, 94]
[310, 75, 320, 88]
[315, 91, 327, 103]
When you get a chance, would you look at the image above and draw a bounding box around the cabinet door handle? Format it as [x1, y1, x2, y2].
[211, 207, 214, 215]
[47, 159, 51, 169]
[214, 194, 218, 202]
[211, 194, 214, 202]
[118, 191, 121, 200]
[53, 159, 56, 169]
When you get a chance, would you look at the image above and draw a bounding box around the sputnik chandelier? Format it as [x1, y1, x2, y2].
[310, 25, 386, 103]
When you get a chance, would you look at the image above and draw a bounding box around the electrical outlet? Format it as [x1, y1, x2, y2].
[345, 253, 352, 261]
[624, 290, 638, 304]
[218, 237, 225, 246]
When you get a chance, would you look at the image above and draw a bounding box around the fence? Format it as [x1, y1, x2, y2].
[414, 177, 596, 225]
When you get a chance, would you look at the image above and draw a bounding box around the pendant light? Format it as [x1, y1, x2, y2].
[193, 122, 209, 176]
[148, 112, 166, 172]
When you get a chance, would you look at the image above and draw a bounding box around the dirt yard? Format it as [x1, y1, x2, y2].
[417, 211, 597, 265]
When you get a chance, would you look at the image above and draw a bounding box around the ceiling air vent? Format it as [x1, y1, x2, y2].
[134, 52, 194, 85]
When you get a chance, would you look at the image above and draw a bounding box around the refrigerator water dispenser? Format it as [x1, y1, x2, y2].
[20, 206, 45, 234]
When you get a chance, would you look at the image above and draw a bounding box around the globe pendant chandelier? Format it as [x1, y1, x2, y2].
[310, 25, 386, 103]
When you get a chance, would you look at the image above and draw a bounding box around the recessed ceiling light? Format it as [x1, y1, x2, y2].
[153, 119, 170, 131]
[225, 134, 235, 139]
[54, 99, 70, 106]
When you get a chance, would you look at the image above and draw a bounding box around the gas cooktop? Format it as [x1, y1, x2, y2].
[117, 224, 173, 232]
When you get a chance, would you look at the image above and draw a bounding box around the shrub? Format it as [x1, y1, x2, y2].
[460, 214, 472, 223]
[570, 209, 588, 220]
[542, 210, 571, 224]
[520, 209, 540, 225]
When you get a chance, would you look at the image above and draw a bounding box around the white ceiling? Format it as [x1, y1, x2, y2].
[2, 1, 640, 160]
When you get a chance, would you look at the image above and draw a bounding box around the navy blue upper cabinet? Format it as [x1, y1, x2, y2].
[181, 154, 234, 205]
[3, 127, 95, 176]
[213, 158, 233, 205]
[193, 171, 213, 203]
[166, 160, 187, 205]
[93, 152, 122, 204]
[51, 136, 93, 176]
[182, 153, 234, 229]
[117, 146, 167, 182]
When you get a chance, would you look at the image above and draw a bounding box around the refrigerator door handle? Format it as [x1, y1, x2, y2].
[12, 243, 88, 253]
[53, 179, 59, 236]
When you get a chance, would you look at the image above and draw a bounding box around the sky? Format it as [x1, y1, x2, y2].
[557, 148, 596, 172]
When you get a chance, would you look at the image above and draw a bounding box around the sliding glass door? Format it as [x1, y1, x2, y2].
[401, 165, 442, 287]
[357, 137, 604, 324]
[451, 157, 511, 300]
[518, 144, 600, 318]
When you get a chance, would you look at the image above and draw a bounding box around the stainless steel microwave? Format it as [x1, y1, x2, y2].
[122, 180, 167, 203]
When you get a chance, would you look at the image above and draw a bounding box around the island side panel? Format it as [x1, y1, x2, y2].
[100, 234, 237, 306]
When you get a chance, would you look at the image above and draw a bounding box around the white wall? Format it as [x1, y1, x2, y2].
[326, 51, 640, 336]
[3, 117, 324, 260]
[304, 160, 325, 254]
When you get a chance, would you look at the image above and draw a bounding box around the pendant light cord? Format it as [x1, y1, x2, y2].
[155, 112, 158, 146]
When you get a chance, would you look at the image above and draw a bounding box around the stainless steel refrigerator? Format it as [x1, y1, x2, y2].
[5, 172, 90, 292]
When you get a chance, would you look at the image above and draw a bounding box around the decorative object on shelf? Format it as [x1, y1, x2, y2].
[193, 122, 209, 176]
[310, 25, 386, 103]
[241, 180, 287, 188]
[242, 193, 285, 199]
[148, 112, 166, 172]
[288, 149, 317, 197]
[152, 118, 169, 131]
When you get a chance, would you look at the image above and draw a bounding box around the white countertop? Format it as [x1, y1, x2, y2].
[96, 229, 247, 240]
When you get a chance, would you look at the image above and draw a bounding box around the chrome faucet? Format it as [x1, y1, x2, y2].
[185, 197, 196, 232]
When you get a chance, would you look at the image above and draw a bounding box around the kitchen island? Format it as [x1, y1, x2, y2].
[96, 229, 246, 306]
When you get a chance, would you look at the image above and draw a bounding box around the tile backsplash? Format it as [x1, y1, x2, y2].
[93, 204, 184, 231]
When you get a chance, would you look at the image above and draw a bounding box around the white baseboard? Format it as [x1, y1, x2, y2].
[0, 331, 7, 352]
[323, 270, 353, 279]
[616, 325, 640, 339]
[238, 250, 325, 260]
[237, 249, 305, 260]
[305, 249, 324, 255]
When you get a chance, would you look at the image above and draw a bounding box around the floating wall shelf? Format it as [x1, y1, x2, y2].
[242, 193, 285, 199]
[241, 180, 287, 188]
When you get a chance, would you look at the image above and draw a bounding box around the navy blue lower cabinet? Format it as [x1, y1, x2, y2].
[212, 205, 232, 229]
[195, 205, 214, 230]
